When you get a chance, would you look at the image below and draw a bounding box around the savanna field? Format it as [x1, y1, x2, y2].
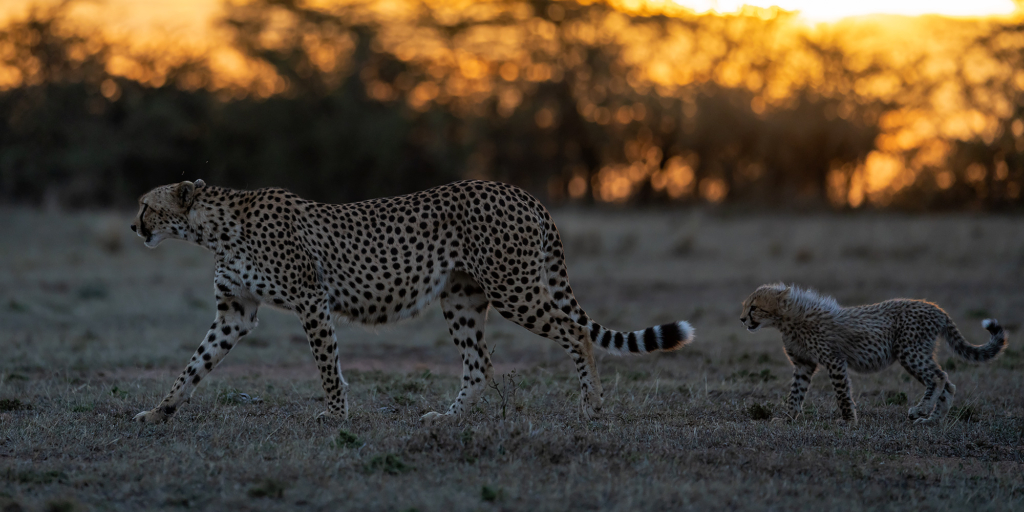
[2, 0, 1024, 509]
[1, 207, 1022, 511]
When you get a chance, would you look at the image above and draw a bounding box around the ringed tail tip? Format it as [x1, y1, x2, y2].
[656, 320, 695, 351]
[981, 318, 1001, 334]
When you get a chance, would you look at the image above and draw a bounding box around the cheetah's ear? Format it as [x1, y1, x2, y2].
[194, 179, 206, 189]
[176, 181, 197, 208]
[775, 286, 791, 306]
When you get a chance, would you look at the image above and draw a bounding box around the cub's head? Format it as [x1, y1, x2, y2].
[130, 179, 206, 248]
[740, 283, 789, 332]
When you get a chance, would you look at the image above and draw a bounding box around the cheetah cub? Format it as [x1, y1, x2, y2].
[740, 284, 1007, 426]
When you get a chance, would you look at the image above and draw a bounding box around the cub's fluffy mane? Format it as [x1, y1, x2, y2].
[782, 284, 841, 319]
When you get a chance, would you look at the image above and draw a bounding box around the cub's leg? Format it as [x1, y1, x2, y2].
[931, 381, 956, 421]
[914, 362, 953, 425]
[421, 272, 493, 425]
[822, 355, 857, 426]
[780, 360, 817, 421]
[134, 292, 259, 423]
[897, 346, 947, 421]
[299, 300, 349, 421]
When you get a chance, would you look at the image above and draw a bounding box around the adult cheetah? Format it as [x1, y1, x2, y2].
[129, 179, 694, 424]
[740, 283, 1006, 426]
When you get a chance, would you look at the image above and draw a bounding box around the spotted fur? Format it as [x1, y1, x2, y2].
[129, 179, 694, 424]
[740, 283, 1007, 426]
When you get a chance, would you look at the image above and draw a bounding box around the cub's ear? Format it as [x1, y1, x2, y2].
[176, 181, 197, 208]
[194, 179, 206, 189]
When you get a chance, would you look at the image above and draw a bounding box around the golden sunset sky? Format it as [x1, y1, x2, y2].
[1, 0, 1019, 38]
[672, 0, 1017, 21]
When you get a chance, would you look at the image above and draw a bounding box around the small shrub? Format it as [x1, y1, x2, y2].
[398, 380, 426, 393]
[748, 403, 773, 421]
[109, 387, 128, 399]
[332, 429, 361, 449]
[365, 454, 412, 475]
[481, 485, 504, 502]
[392, 394, 414, 406]
[489, 370, 521, 420]
[884, 391, 907, 406]
[727, 370, 750, 381]
[44, 499, 76, 512]
[247, 479, 286, 499]
[0, 399, 30, 412]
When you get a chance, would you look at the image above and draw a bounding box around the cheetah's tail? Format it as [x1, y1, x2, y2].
[943, 318, 1007, 363]
[587, 320, 695, 355]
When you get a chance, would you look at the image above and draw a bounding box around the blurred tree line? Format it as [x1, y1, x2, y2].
[0, 0, 1021, 210]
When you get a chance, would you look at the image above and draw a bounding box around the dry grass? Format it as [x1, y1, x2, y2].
[1, 207, 1023, 511]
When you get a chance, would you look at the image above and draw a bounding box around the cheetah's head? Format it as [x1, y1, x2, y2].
[130, 180, 206, 248]
[740, 283, 789, 332]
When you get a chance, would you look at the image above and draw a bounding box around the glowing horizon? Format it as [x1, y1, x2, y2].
[670, 0, 1018, 22]
[1, 0, 1021, 35]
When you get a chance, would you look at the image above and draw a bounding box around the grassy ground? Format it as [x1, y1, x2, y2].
[1, 206, 1022, 511]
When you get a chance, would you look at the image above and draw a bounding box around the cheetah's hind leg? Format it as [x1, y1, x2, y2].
[421, 272, 493, 426]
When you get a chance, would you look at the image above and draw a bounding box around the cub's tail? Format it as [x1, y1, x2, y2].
[588, 321, 694, 355]
[943, 318, 1007, 363]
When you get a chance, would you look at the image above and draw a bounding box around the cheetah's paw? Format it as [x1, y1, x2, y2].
[314, 410, 344, 423]
[132, 408, 169, 424]
[420, 411, 445, 426]
[913, 416, 940, 426]
[581, 405, 602, 421]
[907, 406, 930, 420]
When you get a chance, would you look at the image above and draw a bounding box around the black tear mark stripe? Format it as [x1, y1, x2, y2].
[138, 204, 150, 237]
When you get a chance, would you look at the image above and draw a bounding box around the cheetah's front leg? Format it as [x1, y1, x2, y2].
[134, 292, 259, 423]
[822, 356, 857, 426]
